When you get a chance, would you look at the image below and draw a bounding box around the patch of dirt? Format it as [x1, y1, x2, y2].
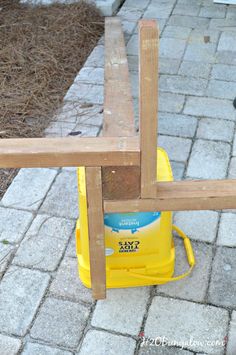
[0, 0, 104, 198]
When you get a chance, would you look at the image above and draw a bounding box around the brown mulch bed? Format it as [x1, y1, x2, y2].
[0, 0, 104, 198]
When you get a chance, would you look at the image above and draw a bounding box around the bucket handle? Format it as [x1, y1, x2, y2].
[126, 225, 195, 283]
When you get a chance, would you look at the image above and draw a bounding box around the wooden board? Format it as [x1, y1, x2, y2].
[0, 136, 139, 168]
[104, 180, 236, 212]
[86, 167, 106, 300]
[102, 17, 140, 200]
[103, 17, 136, 136]
[139, 20, 158, 198]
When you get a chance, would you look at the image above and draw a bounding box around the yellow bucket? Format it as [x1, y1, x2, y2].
[76, 148, 195, 288]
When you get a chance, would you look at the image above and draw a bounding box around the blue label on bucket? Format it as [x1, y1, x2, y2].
[104, 212, 160, 233]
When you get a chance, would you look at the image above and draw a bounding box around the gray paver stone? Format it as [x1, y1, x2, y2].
[159, 58, 181, 75]
[196, 118, 234, 142]
[65, 234, 76, 257]
[144, 4, 173, 19]
[160, 38, 186, 59]
[217, 213, 236, 247]
[156, 240, 213, 302]
[78, 329, 136, 355]
[227, 311, 236, 355]
[14, 215, 74, 271]
[160, 75, 207, 96]
[145, 296, 228, 354]
[218, 32, 236, 52]
[212, 64, 236, 82]
[95, 0, 123, 16]
[0, 334, 22, 355]
[216, 50, 236, 66]
[228, 157, 236, 178]
[123, 0, 149, 9]
[226, 6, 236, 19]
[127, 34, 138, 55]
[189, 28, 220, 43]
[159, 93, 185, 114]
[174, 210, 219, 243]
[232, 134, 236, 156]
[1, 168, 57, 211]
[53, 102, 103, 126]
[139, 345, 193, 354]
[186, 139, 230, 179]
[74, 67, 104, 85]
[40, 171, 78, 219]
[179, 0, 201, 5]
[122, 19, 137, 36]
[0, 207, 33, 243]
[184, 42, 217, 63]
[210, 19, 236, 31]
[159, 113, 197, 138]
[30, 297, 90, 348]
[158, 135, 192, 162]
[207, 80, 236, 100]
[50, 257, 93, 303]
[64, 82, 103, 104]
[162, 25, 191, 40]
[0, 266, 50, 336]
[45, 121, 76, 137]
[199, 5, 226, 18]
[179, 61, 211, 78]
[72, 124, 100, 137]
[130, 70, 139, 98]
[128, 55, 138, 71]
[118, 7, 143, 21]
[184, 96, 236, 120]
[170, 161, 185, 180]
[173, 4, 200, 16]
[84, 45, 104, 68]
[208, 246, 236, 308]
[0, 243, 16, 279]
[168, 15, 209, 29]
[22, 342, 72, 355]
[91, 287, 150, 335]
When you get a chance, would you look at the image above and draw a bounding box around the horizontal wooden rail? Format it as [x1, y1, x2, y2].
[0, 136, 140, 168]
[104, 180, 236, 212]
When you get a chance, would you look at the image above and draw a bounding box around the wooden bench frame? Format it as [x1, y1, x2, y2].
[1, 18, 236, 299]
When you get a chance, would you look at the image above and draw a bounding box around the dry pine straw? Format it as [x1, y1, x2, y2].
[0, 0, 104, 198]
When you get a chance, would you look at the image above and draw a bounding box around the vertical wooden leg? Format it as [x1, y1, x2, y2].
[139, 20, 159, 198]
[85, 167, 106, 300]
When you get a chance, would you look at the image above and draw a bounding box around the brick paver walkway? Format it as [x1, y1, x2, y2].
[1, 0, 236, 353]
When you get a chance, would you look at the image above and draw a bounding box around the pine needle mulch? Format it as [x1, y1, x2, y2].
[0, 0, 104, 198]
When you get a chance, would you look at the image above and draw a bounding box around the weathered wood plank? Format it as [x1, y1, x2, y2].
[139, 20, 158, 198]
[86, 167, 106, 300]
[102, 17, 140, 200]
[103, 17, 135, 136]
[104, 180, 236, 212]
[0, 136, 139, 168]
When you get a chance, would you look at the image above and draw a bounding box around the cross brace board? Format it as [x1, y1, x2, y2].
[1, 18, 236, 299]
